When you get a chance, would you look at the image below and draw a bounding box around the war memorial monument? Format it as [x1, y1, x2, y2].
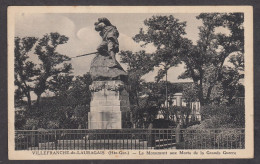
[88, 18, 130, 129]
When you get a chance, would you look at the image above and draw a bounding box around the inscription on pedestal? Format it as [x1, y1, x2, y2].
[88, 80, 130, 129]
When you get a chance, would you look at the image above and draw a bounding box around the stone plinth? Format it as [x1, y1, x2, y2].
[88, 80, 130, 129]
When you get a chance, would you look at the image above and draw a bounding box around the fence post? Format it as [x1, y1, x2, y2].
[54, 130, 58, 150]
[30, 126, 38, 148]
[176, 124, 182, 146]
[30, 131, 35, 148]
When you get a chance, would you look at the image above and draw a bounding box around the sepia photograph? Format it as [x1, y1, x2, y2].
[7, 6, 253, 159]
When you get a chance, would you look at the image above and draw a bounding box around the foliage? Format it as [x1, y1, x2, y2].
[178, 103, 245, 149]
[182, 83, 198, 103]
[72, 105, 90, 129]
[119, 50, 154, 107]
[15, 111, 26, 130]
[48, 74, 74, 96]
[141, 82, 194, 127]
[219, 66, 244, 104]
[200, 104, 245, 128]
[55, 73, 92, 107]
[229, 52, 244, 72]
[34, 32, 72, 106]
[15, 72, 92, 130]
[132, 81, 185, 127]
[179, 128, 244, 149]
[23, 118, 39, 130]
[46, 120, 60, 129]
[26, 97, 73, 129]
[34, 73, 91, 129]
[130, 97, 159, 128]
[133, 15, 187, 82]
[14, 33, 80, 130]
[142, 82, 183, 107]
[14, 36, 39, 109]
[132, 13, 244, 107]
[14, 33, 73, 109]
[167, 106, 191, 127]
[119, 50, 157, 127]
[179, 13, 244, 106]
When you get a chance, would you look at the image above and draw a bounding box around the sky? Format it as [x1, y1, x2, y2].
[15, 13, 207, 83]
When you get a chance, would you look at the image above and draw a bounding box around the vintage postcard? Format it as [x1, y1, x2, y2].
[8, 6, 253, 159]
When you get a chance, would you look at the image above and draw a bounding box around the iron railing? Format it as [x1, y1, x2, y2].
[15, 128, 244, 150]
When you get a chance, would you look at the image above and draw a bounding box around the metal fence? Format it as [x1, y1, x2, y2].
[15, 128, 244, 150]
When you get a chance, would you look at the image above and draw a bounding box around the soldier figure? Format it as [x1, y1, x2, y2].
[89, 17, 127, 82]
[94, 17, 119, 68]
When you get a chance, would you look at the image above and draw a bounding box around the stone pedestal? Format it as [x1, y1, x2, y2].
[88, 80, 130, 129]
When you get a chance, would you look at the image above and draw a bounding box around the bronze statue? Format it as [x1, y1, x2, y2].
[89, 17, 127, 82]
[94, 17, 119, 67]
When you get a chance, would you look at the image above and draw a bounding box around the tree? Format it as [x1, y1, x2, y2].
[200, 104, 245, 128]
[48, 74, 74, 97]
[139, 81, 184, 126]
[62, 73, 92, 108]
[179, 13, 244, 106]
[168, 106, 191, 127]
[182, 83, 199, 104]
[133, 15, 188, 115]
[49, 73, 92, 129]
[216, 65, 244, 105]
[133, 15, 187, 78]
[142, 81, 181, 106]
[229, 52, 244, 72]
[34, 32, 72, 106]
[14, 36, 39, 109]
[119, 50, 155, 127]
[54, 73, 92, 128]
[25, 73, 92, 129]
[133, 15, 186, 79]
[119, 50, 154, 107]
[131, 97, 159, 128]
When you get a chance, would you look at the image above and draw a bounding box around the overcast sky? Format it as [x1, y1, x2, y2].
[15, 13, 204, 83]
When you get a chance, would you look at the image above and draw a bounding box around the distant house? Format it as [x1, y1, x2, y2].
[170, 92, 201, 121]
[156, 81, 202, 122]
[157, 92, 201, 121]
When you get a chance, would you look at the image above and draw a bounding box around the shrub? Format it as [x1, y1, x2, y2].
[179, 127, 245, 149]
[177, 104, 245, 149]
[46, 120, 60, 129]
[15, 112, 26, 130]
[200, 104, 245, 128]
[23, 119, 39, 130]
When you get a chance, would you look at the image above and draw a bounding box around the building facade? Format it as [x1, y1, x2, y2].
[157, 92, 201, 122]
